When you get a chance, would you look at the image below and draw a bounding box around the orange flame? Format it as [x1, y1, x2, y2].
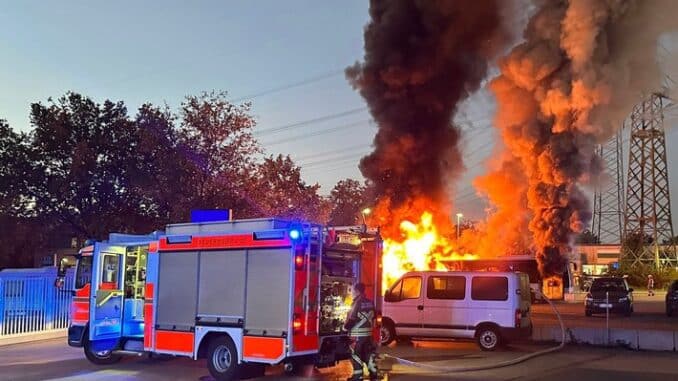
[381, 211, 477, 292]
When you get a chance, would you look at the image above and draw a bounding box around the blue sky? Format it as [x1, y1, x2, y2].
[0, 1, 676, 232]
[0, 1, 374, 190]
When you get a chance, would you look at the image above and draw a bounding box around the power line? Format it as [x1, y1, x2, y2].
[260, 119, 373, 147]
[294, 143, 371, 162]
[254, 107, 368, 136]
[229, 69, 345, 103]
[301, 150, 372, 168]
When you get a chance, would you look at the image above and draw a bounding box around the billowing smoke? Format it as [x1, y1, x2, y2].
[475, 0, 678, 276]
[347, 0, 509, 238]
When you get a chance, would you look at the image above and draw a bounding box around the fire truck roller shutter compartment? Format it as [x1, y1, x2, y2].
[244, 248, 292, 337]
[156, 251, 199, 336]
[197, 250, 246, 323]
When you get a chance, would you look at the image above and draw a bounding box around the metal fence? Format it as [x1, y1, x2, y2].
[0, 267, 74, 337]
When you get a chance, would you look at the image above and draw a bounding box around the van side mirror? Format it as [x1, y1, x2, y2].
[628, 288, 634, 293]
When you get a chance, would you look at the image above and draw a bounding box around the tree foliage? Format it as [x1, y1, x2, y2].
[175, 91, 261, 217]
[328, 178, 367, 226]
[0, 119, 33, 216]
[252, 154, 330, 223]
[29, 93, 146, 238]
[0, 91, 336, 267]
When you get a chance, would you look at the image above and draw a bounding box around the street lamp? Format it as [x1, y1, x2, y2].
[456, 213, 463, 240]
[361, 208, 372, 225]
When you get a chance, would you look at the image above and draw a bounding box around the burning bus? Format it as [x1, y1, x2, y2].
[440, 255, 575, 301]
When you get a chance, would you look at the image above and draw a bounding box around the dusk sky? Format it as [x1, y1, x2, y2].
[1, 1, 676, 230]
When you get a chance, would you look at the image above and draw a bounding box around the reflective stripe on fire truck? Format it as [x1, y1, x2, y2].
[143, 283, 154, 349]
[154, 330, 195, 354]
[71, 284, 91, 325]
[157, 233, 292, 251]
[242, 336, 286, 363]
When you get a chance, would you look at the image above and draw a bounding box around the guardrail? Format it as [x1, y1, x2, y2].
[0, 267, 74, 337]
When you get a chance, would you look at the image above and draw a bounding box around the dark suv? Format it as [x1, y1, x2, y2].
[666, 280, 678, 317]
[585, 277, 634, 317]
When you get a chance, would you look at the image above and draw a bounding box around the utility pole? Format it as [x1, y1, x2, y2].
[622, 92, 676, 269]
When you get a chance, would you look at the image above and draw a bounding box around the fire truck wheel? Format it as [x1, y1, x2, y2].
[476, 325, 501, 351]
[83, 338, 122, 365]
[207, 336, 240, 381]
[380, 321, 396, 346]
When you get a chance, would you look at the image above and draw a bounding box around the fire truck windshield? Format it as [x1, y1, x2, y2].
[75, 256, 92, 289]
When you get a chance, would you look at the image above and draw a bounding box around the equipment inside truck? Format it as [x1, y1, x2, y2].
[319, 243, 361, 335]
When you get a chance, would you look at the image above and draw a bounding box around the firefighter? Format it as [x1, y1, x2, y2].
[344, 282, 378, 381]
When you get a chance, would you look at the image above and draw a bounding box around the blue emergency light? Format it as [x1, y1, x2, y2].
[190, 209, 232, 223]
[289, 229, 301, 240]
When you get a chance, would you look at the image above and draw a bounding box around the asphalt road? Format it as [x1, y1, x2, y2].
[532, 295, 678, 330]
[2, 337, 678, 381]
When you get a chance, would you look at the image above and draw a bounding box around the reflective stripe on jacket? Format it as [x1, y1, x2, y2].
[344, 295, 375, 337]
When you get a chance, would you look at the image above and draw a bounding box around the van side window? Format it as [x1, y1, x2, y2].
[471, 276, 508, 301]
[427, 276, 465, 300]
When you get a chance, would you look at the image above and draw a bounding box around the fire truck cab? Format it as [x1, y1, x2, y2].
[67, 217, 381, 380]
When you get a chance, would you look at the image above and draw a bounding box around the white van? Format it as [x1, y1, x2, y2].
[380, 271, 532, 351]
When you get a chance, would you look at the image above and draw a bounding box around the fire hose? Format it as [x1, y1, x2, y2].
[381, 290, 566, 373]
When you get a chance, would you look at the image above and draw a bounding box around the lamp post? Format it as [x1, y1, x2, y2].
[361, 208, 372, 226]
[456, 213, 463, 240]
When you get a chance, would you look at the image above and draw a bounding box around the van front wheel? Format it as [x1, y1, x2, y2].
[380, 320, 396, 346]
[476, 326, 501, 351]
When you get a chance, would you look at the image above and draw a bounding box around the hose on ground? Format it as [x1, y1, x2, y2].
[381, 290, 566, 373]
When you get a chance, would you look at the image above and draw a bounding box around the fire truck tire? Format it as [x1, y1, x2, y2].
[207, 336, 240, 381]
[380, 320, 396, 346]
[83, 337, 122, 365]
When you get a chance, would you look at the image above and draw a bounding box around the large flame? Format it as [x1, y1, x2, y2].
[381, 211, 477, 291]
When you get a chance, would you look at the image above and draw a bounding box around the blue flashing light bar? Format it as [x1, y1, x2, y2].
[190, 209, 232, 223]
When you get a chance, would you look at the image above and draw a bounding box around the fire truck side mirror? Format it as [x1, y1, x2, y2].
[54, 277, 65, 289]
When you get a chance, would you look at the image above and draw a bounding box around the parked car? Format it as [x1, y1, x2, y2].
[666, 280, 678, 317]
[584, 277, 633, 317]
[380, 271, 532, 351]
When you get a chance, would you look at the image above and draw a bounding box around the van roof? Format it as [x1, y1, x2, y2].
[401, 270, 523, 277]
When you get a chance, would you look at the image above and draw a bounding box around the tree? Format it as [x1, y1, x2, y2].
[28, 92, 147, 239]
[0, 119, 44, 268]
[174, 91, 262, 218]
[252, 155, 330, 223]
[128, 104, 185, 225]
[0, 119, 33, 216]
[328, 179, 367, 226]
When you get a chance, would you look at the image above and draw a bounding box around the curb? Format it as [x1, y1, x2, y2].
[532, 325, 677, 351]
[0, 330, 67, 347]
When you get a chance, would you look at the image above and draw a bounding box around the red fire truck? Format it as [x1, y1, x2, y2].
[66, 217, 382, 380]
